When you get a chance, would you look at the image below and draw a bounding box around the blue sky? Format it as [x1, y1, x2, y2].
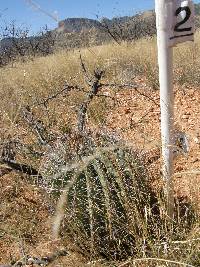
[0, 0, 200, 34]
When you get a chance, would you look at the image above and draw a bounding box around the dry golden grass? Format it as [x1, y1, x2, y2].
[0, 32, 200, 266]
[1, 30, 200, 118]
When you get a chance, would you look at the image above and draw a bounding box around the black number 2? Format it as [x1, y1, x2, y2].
[174, 6, 192, 32]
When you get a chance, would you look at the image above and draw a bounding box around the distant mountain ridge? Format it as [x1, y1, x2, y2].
[56, 3, 200, 34]
[53, 10, 156, 49]
[1, 3, 200, 66]
[55, 11, 155, 34]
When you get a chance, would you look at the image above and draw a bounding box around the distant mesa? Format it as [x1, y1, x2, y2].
[56, 18, 101, 33]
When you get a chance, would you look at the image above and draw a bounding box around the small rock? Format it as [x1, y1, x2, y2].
[27, 258, 35, 265]
[124, 108, 131, 114]
[184, 111, 191, 115]
[182, 115, 189, 120]
[194, 133, 200, 144]
[175, 165, 184, 172]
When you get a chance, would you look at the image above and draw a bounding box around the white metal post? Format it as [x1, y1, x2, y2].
[155, 0, 174, 218]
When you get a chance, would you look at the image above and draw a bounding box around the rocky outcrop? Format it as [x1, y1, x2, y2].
[57, 18, 101, 33]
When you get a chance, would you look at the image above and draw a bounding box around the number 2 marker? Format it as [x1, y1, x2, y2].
[170, 0, 194, 46]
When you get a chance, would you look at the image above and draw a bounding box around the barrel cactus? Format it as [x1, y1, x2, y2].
[52, 146, 161, 260]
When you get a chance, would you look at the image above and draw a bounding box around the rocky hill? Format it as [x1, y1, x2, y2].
[1, 3, 200, 65]
[57, 18, 101, 33]
[55, 11, 156, 40]
[53, 11, 156, 50]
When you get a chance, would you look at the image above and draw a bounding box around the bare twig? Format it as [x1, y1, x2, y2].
[130, 107, 153, 128]
[21, 106, 50, 145]
[134, 87, 159, 107]
[0, 158, 43, 180]
[79, 54, 93, 85]
[1, 139, 16, 161]
[170, 238, 200, 244]
[98, 20, 121, 45]
[34, 84, 83, 107]
[78, 55, 104, 132]
[2, 248, 68, 266]
[96, 94, 116, 106]
[103, 83, 160, 106]
[78, 71, 104, 132]
[102, 82, 137, 89]
[0, 8, 8, 18]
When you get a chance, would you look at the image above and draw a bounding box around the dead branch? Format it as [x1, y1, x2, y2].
[0, 158, 43, 180]
[103, 83, 159, 106]
[34, 84, 83, 108]
[0, 139, 42, 179]
[98, 20, 121, 45]
[4, 248, 68, 267]
[79, 54, 93, 85]
[1, 139, 16, 161]
[37, 249, 68, 265]
[78, 57, 104, 132]
[21, 106, 50, 145]
[130, 107, 154, 128]
[102, 82, 138, 89]
[0, 166, 12, 176]
[134, 87, 159, 107]
[98, 13, 156, 44]
[96, 94, 116, 106]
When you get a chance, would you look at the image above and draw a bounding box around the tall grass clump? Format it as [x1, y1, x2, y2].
[1, 31, 200, 112]
[174, 32, 200, 87]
